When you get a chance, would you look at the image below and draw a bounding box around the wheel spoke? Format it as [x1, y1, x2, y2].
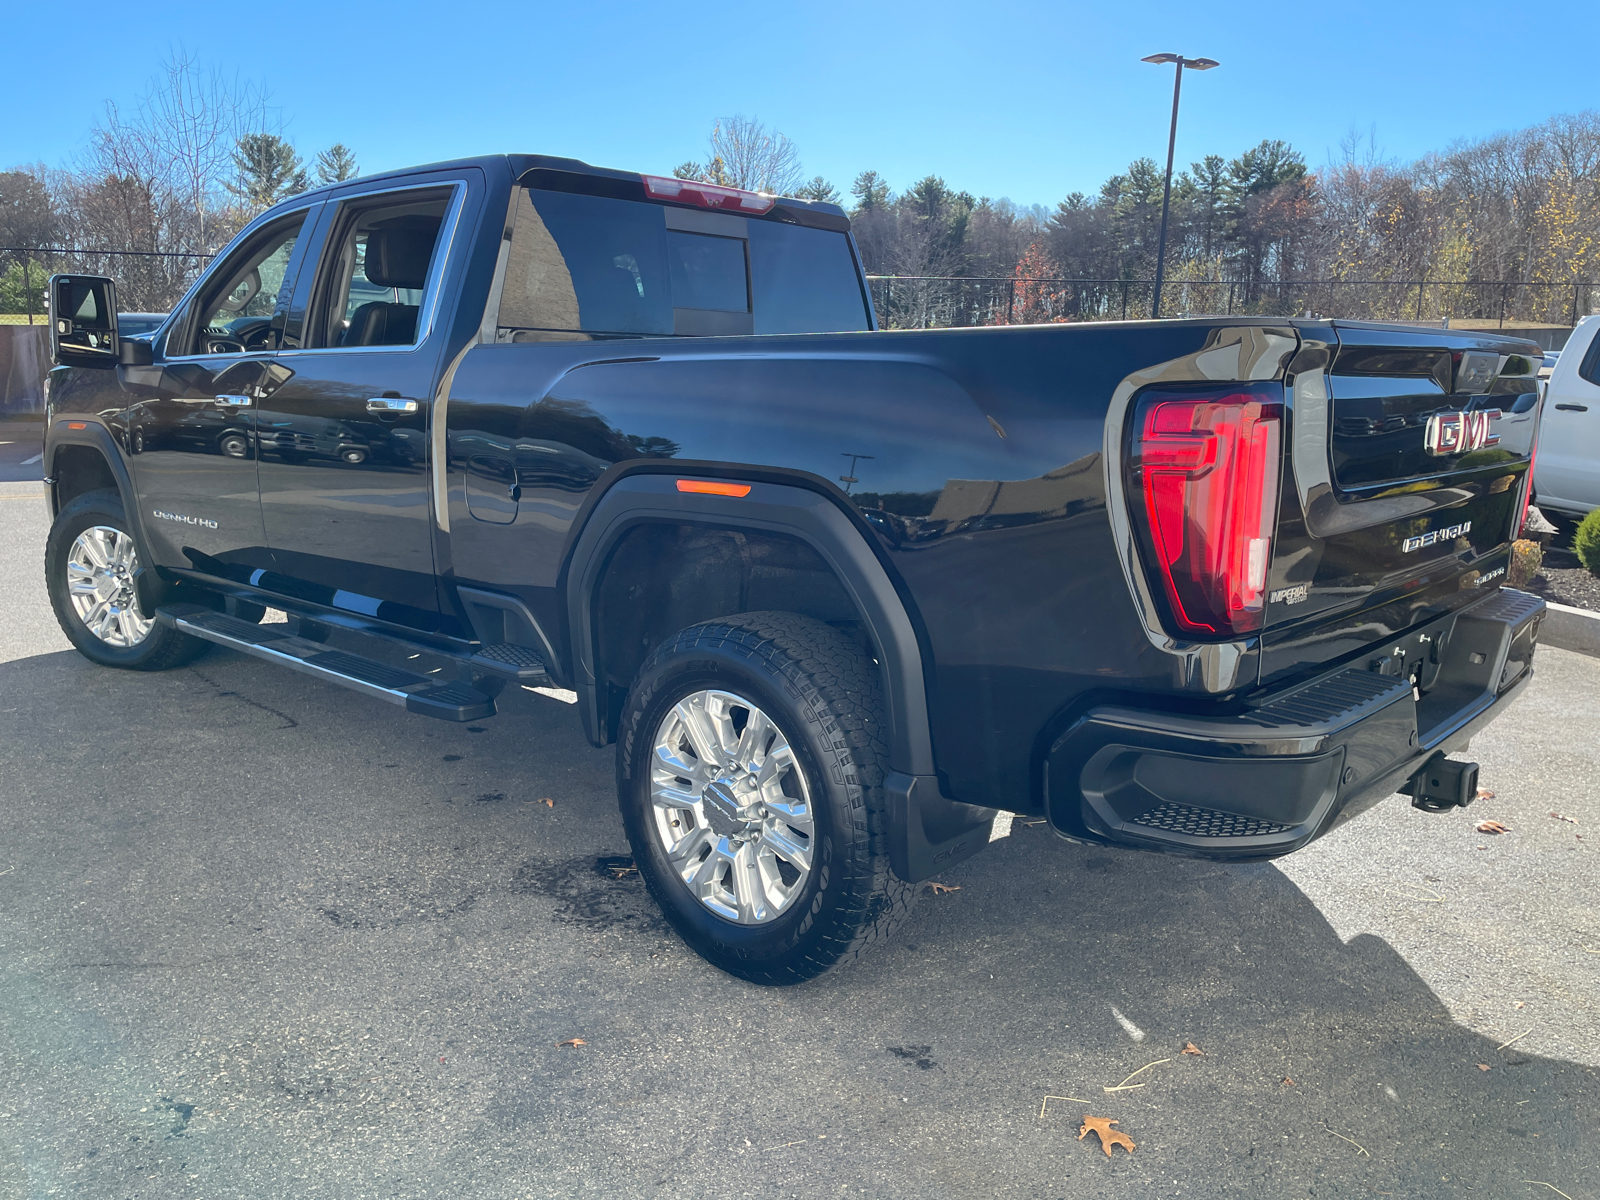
[756, 739, 796, 786]
[689, 836, 735, 891]
[77, 532, 111, 569]
[90, 601, 115, 640]
[735, 706, 773, 767]
[115, 607, 140, 646]
[666, 826, 713, 883]
[651, 783, 701, 810]
[759, 823, 812, 869]
[653, 741, 711, 785]
[672, 700, 725, 770]
[730, 842, 769, 923]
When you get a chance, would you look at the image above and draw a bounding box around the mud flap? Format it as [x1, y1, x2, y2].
[885, 772, 999, 883]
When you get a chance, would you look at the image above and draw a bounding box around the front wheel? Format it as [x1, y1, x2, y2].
[45, 489, 207, 670]
[616, 612, 915, 985]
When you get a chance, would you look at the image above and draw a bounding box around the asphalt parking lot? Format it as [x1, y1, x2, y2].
[1, 477, 1596, 1200]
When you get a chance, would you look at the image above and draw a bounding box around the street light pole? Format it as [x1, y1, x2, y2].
[1141, 53, 1218, 320]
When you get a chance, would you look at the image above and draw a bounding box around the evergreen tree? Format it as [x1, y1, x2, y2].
[227, 134, 307, 210]
[849, 170, 891, 215]
[315, 143, 358, 184]
[792, 176, 841, 203]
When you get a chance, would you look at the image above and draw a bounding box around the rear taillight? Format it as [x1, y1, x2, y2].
[641, 174, 776, 214]
[1129, 387, 1284, 637]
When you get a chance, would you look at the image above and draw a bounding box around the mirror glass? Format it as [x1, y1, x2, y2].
[50, 275, 120, 365]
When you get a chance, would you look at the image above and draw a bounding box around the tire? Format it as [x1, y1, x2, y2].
[45, 488, 208, 671]
[616, 612, 915, 985]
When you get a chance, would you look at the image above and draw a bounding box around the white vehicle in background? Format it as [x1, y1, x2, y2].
[1533, 315, 1600, 517]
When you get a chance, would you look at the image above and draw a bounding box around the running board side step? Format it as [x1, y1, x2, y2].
[467, 641, 551, 683]
[155, 604, 496, 722]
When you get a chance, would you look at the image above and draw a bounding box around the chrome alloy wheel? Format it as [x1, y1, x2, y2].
[66, 526, 153, 648]
[649, 689, 815, 925]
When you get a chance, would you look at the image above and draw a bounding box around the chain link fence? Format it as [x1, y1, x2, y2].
[867, 275, 1599, 340]
[0, 247, 215, 325]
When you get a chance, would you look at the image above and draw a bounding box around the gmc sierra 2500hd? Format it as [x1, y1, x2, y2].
[43, 154, 1546, 984]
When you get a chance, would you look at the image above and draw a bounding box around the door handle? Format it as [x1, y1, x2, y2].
[215, 393, 253, 408]
[1555, 403, 1589, 412]
[367, 396, 419, 414]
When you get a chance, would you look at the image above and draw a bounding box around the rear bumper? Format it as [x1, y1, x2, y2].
[1045, 588, 1545, 859]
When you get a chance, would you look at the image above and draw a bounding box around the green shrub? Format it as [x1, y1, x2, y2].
[1576, 508, 1600, 578]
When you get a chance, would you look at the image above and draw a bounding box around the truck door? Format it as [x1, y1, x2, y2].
[129, 204, 317, 580]
[256, 178, 472, 630]
[1533, 318, 1600, 514]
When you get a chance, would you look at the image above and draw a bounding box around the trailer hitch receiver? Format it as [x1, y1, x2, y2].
[1402, 753, 1480, 812]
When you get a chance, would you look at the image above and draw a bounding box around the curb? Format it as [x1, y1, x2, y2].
[1542, 601, 1600, 659]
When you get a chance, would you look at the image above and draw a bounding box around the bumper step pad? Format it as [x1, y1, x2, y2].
[1048, 587, 1547, 858]
[155, 604, 497, 722]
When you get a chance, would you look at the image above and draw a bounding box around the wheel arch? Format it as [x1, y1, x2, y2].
[563, 470, 934, 777]
[45, 421, 166, 612]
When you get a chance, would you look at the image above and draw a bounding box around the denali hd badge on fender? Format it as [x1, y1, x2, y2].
[1424, 410, 1500, 456]
[1403, 520, 1471, 553]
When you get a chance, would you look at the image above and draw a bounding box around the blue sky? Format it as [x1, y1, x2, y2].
[8, 0, 1599, 208]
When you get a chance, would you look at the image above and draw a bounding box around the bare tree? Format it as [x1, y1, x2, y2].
[680, 116, 804, 196]
[93, 49, 272, 252]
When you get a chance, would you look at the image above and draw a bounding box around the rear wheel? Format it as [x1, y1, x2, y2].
[46, 489, 207, 670]
[616, 612, 915, 985]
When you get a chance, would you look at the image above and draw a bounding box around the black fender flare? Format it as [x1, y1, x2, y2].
[44, 418, 167, 612]
[563, 471, 996, 883]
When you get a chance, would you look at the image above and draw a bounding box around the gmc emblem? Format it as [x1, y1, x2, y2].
[1424, 409, 1501, 456]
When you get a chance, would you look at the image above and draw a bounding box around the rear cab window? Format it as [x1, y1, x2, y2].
[496, 187, 870, 341]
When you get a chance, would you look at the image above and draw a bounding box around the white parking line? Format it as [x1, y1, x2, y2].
[20, 454, 42, 465]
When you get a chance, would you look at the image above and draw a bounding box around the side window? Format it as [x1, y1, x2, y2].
[1580, 329, 1600, 388]
[310, 188, 452, 348]
[499, 189, 673, 338]
[497, 188, 866, 340]
[183, 211, 308, 355]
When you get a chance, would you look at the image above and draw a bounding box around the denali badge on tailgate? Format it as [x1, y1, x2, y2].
[1403, 520, 1471, 553]
[1423, 410, 1500, 456]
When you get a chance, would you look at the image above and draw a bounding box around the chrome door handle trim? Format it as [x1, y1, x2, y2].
[367, 397, 418, 413]
[215, 393, 253, 407]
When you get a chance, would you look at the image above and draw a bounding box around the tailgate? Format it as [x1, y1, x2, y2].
[1259, 322, 1541, 687]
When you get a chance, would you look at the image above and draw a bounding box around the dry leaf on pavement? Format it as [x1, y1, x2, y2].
[1476, 787, 1496, 800]
[928, 882, 960, 896]
[1282, 1077, 1295, 1086]
[1182, 1042, 1203, 1056]
[1475, 820, 1510, 834]
[1078, 1116, 1135, 1156]
[1477, 1063, 1491, 1071]
[557, 1038, 587, 1048]
[1550, 812, 1577, 824]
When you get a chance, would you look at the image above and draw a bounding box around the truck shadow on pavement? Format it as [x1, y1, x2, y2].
[0, 646, 1594, 1200]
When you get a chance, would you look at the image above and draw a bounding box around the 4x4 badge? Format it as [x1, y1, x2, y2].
[1424, 410, 1500, 456]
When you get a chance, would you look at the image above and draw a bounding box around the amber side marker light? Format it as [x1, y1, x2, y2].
[66, 422, 87, 430]
[676, 479, 752, 498]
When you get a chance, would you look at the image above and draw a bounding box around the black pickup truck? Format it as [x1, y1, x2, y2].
[43, 154, 1546, 984]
